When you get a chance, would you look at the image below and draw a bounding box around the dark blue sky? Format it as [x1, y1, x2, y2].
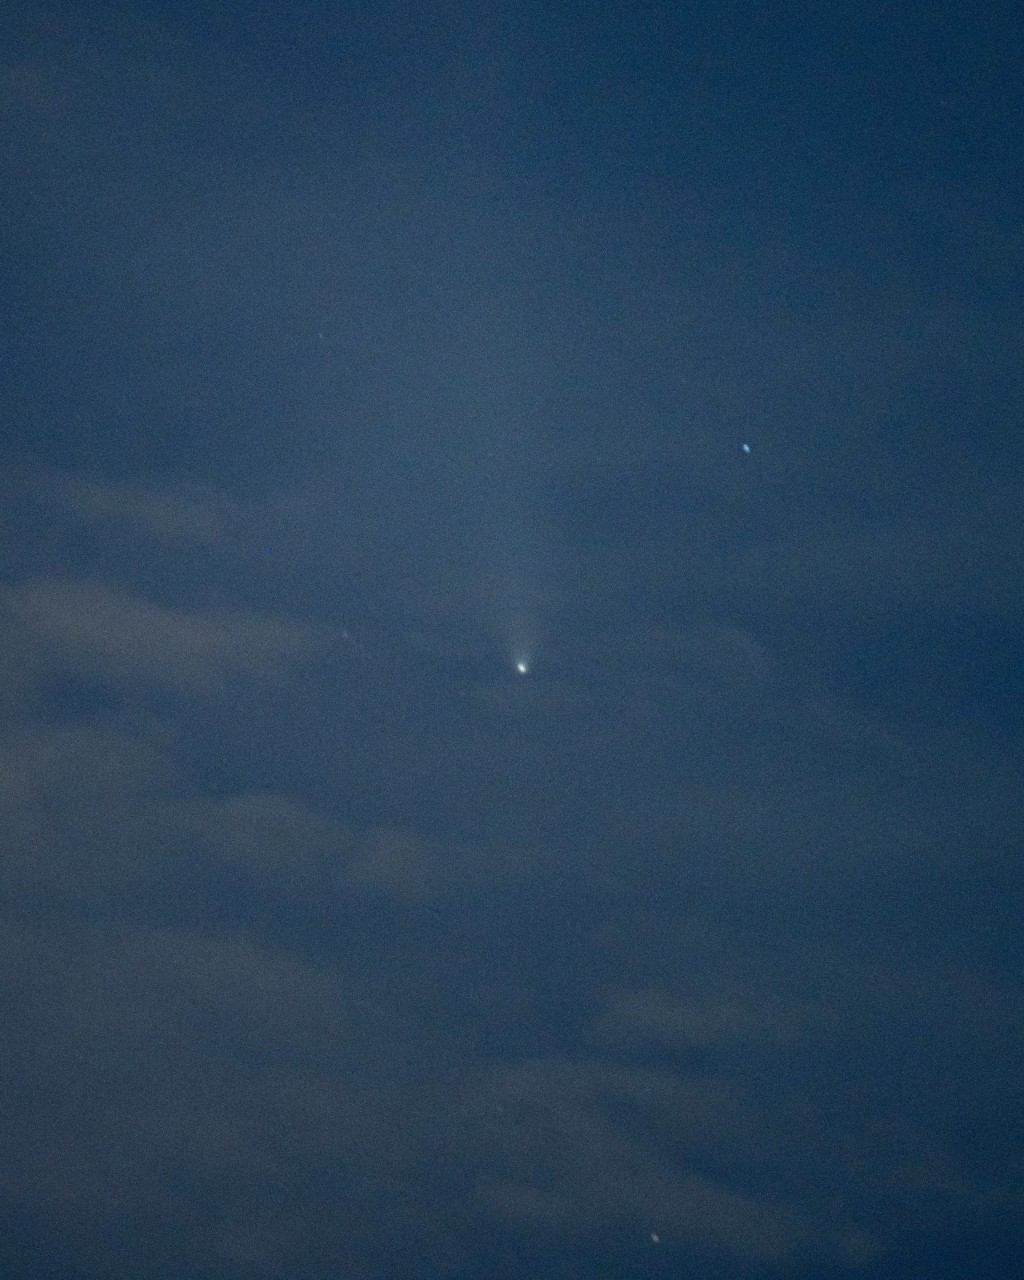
[1, 2, 1022, 1277]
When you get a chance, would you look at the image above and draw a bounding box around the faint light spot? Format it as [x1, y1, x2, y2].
[742, 442, 751, 454]
[515, 660, 529, 675]
[650, 1233, 660, 1244]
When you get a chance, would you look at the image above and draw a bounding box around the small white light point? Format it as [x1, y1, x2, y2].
[742, 442, 751, 454]
[515, 660, 529, 675]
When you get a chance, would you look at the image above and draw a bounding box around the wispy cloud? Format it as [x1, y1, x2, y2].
[4, 579, 328, 694]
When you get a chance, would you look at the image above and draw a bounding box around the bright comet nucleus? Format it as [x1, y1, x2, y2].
[512, 645, 532, 675]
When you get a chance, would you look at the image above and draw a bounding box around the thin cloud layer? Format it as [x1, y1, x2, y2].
[54, 473, 244, 546]
[4, 578, 327, 694]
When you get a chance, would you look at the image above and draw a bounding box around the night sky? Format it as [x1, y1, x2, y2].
[2, 3, 1022, 1277]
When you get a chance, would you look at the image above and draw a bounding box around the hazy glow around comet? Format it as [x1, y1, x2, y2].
[511, 638, 533, 675]
[457, 361, 542, 683]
